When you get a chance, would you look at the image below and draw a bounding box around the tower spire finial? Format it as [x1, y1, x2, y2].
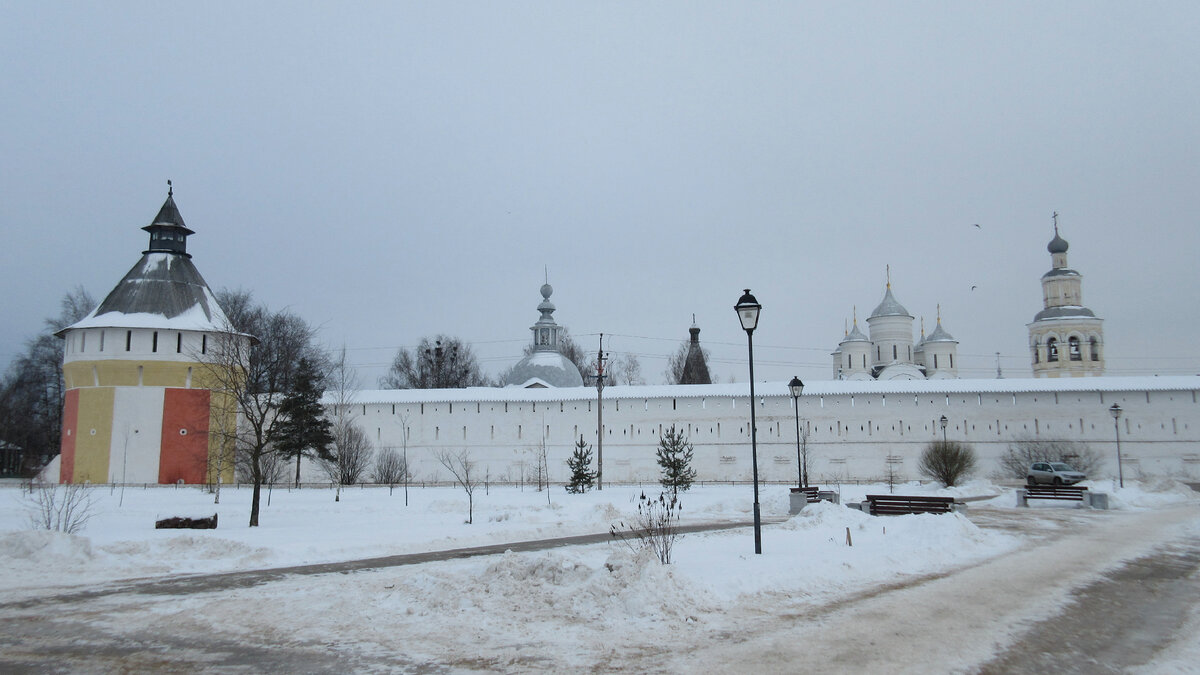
[886, 264, 891, 289]
[167, 179, 173, 197]
[1052, 211, 1059, 235]
[937, 303, 942, 324]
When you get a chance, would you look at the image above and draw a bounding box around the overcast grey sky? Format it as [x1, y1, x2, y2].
[3, 2, 1198, 386]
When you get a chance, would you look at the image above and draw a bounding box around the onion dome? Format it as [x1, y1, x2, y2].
[843, 319, 869, 343]
[870, 285, 911, 319]
[1047, 231, 1068, 254]
[925, 319, 956, 343]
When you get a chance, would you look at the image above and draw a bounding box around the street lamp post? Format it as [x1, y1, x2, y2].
[1109, 403, 1124, 488]
[735, 289, 763, 555]
[789, 376, 805, 489]
[939, 415, 948, 443]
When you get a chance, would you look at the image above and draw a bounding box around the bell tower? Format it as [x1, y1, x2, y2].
[1028, 213, 1105, 377]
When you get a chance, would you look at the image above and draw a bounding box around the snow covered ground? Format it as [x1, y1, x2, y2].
[2, 478, 1197, 672]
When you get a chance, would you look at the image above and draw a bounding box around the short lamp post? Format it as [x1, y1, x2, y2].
[788, 376, 805, 489]
[939, 415, 948, 443]
[1109, 403, 1124, 488]
[735, 289, 763, 555]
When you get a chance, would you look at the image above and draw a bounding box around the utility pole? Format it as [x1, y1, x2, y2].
[590, 333, 608, 490]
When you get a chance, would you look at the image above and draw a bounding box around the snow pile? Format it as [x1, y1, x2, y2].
[0, 530, 95, 568]
[675, 500, 1019, 604]
[1102, 478, 1198, 510]
[835, 478, 1003, 504]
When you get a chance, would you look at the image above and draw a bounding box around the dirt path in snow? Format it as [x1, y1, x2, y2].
[0, 518, 769, 611]
[668, 505, 1200, 675]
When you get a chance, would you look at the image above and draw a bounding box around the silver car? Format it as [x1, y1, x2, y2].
[1027, 462, 1086, 485]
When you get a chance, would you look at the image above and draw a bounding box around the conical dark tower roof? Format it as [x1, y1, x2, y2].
[57, 185, 233, 335]
[679, 320, 712, 385]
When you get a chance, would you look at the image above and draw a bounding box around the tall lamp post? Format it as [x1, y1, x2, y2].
[788, 376, 805, 489]
[735, 289, 763, 555]
[939, 415, 948, 443]
[1109, 403, 1124, 488]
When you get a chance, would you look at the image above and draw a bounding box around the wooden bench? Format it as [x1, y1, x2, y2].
[1022, 485, 1088, 501]
[864, 494, 956, 516]
[790, 486, 821, 503]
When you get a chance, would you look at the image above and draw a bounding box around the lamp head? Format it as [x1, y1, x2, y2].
[788, 376, 804, 399]
[735, 289, 761, 332]
[1109, 403, 1122, 419]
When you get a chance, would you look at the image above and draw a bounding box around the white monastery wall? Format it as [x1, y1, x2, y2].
[308, 376, 1200, 485]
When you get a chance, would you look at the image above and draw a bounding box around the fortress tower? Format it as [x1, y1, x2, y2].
[55, 187, 250, 483]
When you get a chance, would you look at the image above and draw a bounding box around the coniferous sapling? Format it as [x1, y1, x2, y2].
[565, 435, 596, 493]
[656, 425, 697, 492]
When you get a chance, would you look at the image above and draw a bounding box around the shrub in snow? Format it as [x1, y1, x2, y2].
[26, 481, 95, 534]
[609, 491, 682, 564]
[918, 440, 977, 487]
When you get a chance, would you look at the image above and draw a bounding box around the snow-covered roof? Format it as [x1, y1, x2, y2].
[340, 375, 1200, 405]
[501, 349, 584, 388]
[58, 252, 233, 335]
[1032, 305, 1097, 321]
[924, 321, 956, 343]
[869, 286, 911, 319]
[841, 321, 869, 343]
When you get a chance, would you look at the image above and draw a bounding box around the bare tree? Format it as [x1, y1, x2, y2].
[601, 353, 645, 386]
[321, 423, 373, 489]
[198, 289, 321, 527]
[883, 457, 903, 494]
[798, 425, 812, 488]
[380, 335, 488, 389]
[373, 447, 412, 495]
[322, 346, 365, 501]
[996, 434, 1104, 479]
[436, 449, 482, 524]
